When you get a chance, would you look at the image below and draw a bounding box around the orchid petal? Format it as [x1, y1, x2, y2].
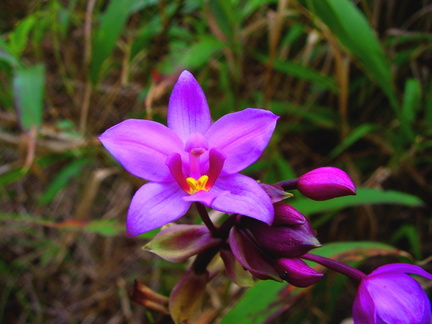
[127, 182, 191, 236]
[211, 173, 274, 225]
[206, 108, 278, 173]
[353, 282, 376, 324]
[182, 190, 229, 206]
[366, 274, 429, 323]
[99, 119, 183, 181]
[370, 263, 432, 281]
[168, 70, 212, 142]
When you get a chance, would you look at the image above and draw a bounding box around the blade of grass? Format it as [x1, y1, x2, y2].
[257, 54, 338, 93]
[327, 123, 378, 159]
[13, 64, 45, 131]
[90, 0, 136, 84]
[400, 78, 421, 138]
[304, 0, 398, 109]
[180, 35, 224, 70]
[8, 16, 36, 56]
[390, 224, 422, 259]
[38, 158, 93, 205]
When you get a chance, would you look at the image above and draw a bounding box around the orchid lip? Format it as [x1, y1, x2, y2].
[166, 148, 226, 195]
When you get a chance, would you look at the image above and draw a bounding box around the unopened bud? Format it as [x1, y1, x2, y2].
[297, 167, 356, 201]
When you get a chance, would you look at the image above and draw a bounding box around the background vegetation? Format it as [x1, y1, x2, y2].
[0, 0, 431, 323]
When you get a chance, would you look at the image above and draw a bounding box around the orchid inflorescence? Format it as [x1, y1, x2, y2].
[99, 71, 432, 324]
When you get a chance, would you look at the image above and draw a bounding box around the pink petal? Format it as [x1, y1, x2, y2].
[210, 173, 274, 225]
[205, 108, 279, 173]
[366, 274, 429, 323]
[127, 182, 191, 236]
[99, 119, 183, 181]
[371, 263, 432, 281]
[353, 282, 376, 324]
[168, 70, 212, 142]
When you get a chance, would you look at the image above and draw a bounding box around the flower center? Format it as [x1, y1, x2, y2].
[186, 175, 209, 194]
[166, 134, 226, 195]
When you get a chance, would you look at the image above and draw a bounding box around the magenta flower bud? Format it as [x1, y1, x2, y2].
[244, 216, 321, 258]
[353, 263, 432, 324]
[228, 203, 322, 285]
[273, 203, 306, 225]
[297, 166, 356, 201]
[276, 258, 323, 287]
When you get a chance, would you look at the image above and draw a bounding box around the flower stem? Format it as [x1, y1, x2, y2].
[192, 214, 238, 274]
[302, 253, 366, 282]
[192, 245, 221, 274]
[217, 214, 237, 240]
[276, 178, 298, 191]
[195, 202, 219, 237]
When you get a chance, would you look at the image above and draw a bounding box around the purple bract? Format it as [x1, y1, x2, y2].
[99, 70, 278, 236]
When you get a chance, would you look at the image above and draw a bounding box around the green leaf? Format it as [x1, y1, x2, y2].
[8, 16, 37, 56]
[426, 80, 432, 127]
[38, 158, 92, 205]
[180, 36, 225, 69]
[311, 241, 397, 258]
[401, 78, 421, 125]
[304, 0, 397, 108]
[208, 0, 237, 42]
[258, 55, 338, 92]
[130, 16, 162, 61]
[270, 101, 337, 129]
[390, 224, 422, 260]
[328, 123, 378, 159]
[219, 280, 283, 324]
[0, 38, 20, 67]
[0, 167, 27, 186]
[13, 64, 45, 131]
[290, 187, 424, 215]
[84, 219, 124, 236]
[90, 0, 136, 84]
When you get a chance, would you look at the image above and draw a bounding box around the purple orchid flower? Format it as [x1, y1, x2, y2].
[99, 70, 278, 236]
[353, 263, 432, 324]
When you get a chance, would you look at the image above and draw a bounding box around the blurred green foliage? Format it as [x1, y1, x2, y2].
[0, 0, 431, 323]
